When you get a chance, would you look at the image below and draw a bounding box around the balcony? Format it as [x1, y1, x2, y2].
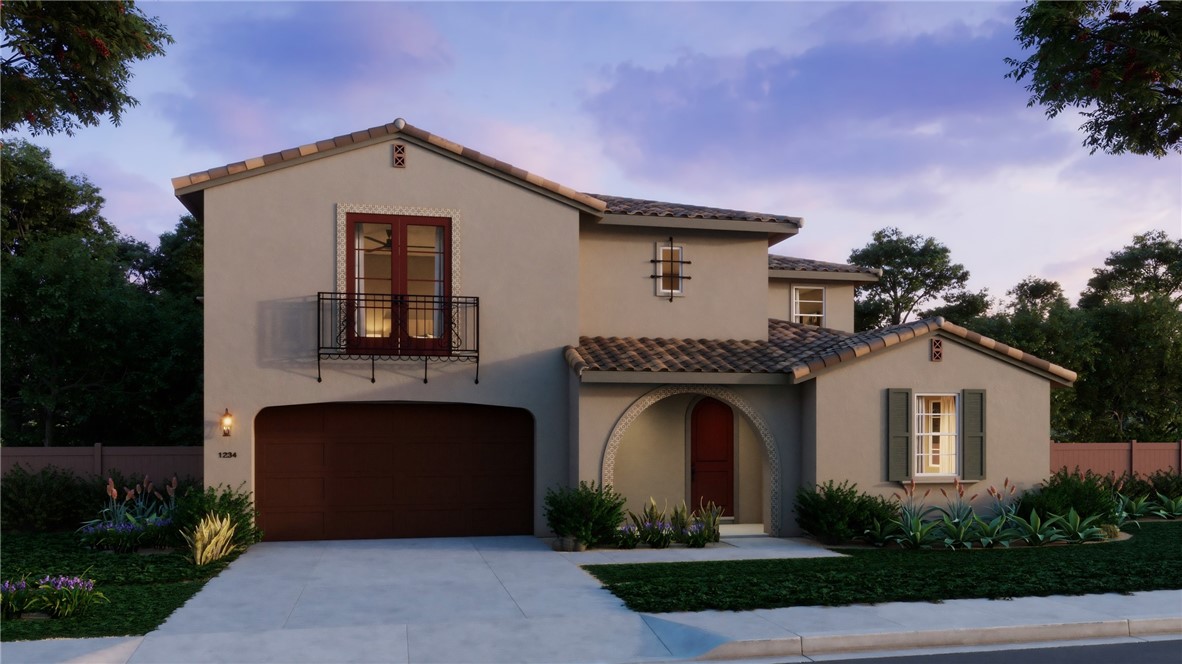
[317, 292, 479, 383]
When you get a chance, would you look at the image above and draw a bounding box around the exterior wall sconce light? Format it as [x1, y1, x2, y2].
[221, 409, 234, 437]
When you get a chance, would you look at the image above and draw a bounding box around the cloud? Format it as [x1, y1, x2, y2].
[583, 17, 1079, 207]
[153, 3, 453, 159]
[69, 156, 184, 243]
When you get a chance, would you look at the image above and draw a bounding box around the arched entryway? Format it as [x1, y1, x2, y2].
[601, 386, 782, 535]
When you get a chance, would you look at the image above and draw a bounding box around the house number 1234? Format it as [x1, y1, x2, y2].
[218, 452, 237, 459]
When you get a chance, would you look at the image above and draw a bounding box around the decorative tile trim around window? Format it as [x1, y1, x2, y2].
[335, 203, 462, 294]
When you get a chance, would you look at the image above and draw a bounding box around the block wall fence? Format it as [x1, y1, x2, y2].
[1, 445, 203, 482]
[1050, 441, 1182, 477]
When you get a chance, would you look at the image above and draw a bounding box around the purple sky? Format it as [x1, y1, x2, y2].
[14, 1, 1181, 310]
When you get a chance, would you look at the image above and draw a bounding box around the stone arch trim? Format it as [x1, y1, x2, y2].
[601, 385, 783, 536]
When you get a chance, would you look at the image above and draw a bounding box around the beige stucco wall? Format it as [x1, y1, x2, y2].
[767, 279, 857, 333]
[579, 224, 770, 340]
[807, 333, 1053, 510]
[200, 139, 581, 535]
[574, 383, 800, 534]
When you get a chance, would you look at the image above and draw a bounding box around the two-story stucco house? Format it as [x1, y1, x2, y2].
[173, 118, 1075, 541]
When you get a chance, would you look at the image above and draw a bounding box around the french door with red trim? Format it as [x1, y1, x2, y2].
[345, 212, 451, 354]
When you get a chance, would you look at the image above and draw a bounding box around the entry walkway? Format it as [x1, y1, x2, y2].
[2, 532, 1179, 663]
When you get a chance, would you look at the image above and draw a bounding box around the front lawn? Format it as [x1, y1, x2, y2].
[585, 521, 1182, 613]
[0, 532, 237, 641]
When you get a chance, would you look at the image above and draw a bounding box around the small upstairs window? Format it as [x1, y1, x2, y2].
[652, 240, 690, 300]
[792, 286, 825, 326]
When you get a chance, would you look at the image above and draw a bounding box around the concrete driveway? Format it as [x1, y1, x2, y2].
[52, 534, 830, 663]
[4, 534, 1177, 663]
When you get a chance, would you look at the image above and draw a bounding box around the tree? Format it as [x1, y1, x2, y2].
[1, 0, 173, 136]
[1005, 1, 1182, 157]
[917, 288, 992, 326]
[1, 144, 203, 447]
[1, 234, 151, 446]
[0, 140, 115, 254]
[848, 227, 972, 330]
[1079, 229, 1182, 307]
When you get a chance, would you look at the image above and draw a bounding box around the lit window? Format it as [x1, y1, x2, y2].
[654, 243, 685, 297]
[792, 287, 825, 326]
[915, 394, 958, 476]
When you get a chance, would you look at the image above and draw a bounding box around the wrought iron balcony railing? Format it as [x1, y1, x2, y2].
[317, 292, 479, 383]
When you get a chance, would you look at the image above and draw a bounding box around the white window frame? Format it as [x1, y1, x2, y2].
[654, 243, 685, 297]
[914, 393, 960, 477]
[791, 286, 825, 326]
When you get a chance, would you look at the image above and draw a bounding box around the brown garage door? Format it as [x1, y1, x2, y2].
[255, 403, 533, 541]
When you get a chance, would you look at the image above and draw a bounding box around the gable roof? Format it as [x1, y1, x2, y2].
[565, 317, 1077, 385]
[589, 193, 802, 226]
[171, 118, 606, 215]
[768, 255, 881, 276]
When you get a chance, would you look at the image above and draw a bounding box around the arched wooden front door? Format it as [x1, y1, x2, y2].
[690, 397, 734, 516]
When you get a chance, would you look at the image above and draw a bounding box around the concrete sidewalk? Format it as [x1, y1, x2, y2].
[2, 534, 1179, 664]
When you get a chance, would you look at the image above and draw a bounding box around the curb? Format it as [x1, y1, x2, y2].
[697, 618, 1182, 660]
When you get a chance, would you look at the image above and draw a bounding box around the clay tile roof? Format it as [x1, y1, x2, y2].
[566, 317, 1077, 385]
[567, 320, 852, 375]
[767, 255, 882, 275]
[587, 193, 801, 225]
[172, 118, 606, 213]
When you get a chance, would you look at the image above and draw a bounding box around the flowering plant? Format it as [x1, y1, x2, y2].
[31, 574, 109, 618]
[1, 578, 33, 619]
[682, 520, 710, 548]
[641, 519, 674, 549]
[615, 522, 641, 549]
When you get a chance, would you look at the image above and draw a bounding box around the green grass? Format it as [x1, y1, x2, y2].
[1, 531, 238, 641]
[585, 521, 1182, 613]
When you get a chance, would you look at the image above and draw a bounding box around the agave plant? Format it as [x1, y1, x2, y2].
[973, 513, 1016, 548]
[861, 518, 901, 547]
[1008, 510, 1065, 546]
[1112, 492, 1152, 530]
[1055, 507, 1106, 543]
[1150, 492, 1182, 519]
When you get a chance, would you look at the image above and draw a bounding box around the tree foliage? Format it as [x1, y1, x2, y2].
[1, 0, 173, 136]
[0, 144, 201, 446]
[1, 140, 114, 255]
[848, 227, 971, 330]
[1079, 230, 1182, 307]
[1005, 1, 1182, 157]
[979, 239, 1182, 442]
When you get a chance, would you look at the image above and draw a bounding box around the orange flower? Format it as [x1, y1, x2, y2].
[106, 478, 118, 501]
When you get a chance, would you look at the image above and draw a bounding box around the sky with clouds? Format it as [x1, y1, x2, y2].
[13, 0, 1181, 309]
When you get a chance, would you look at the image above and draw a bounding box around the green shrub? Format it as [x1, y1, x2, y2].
[0, 465, 96, 532]
[1020, 468, 1117, 525]
[543, 481, 626, 547]
[1107, 468, 1182, 501]
[794, 480, 898, 545]
[1147, 469, 1182, 499]
[170, 484, 263, 548]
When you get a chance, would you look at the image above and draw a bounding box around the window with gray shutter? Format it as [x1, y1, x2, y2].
[961, 389, 986, 480]
[887, 388, 912, 481]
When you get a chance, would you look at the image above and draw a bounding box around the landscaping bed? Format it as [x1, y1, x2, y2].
[585, 520, 1182, 613]
[0, 531, 238, 641]
[1, 467, 263, 642]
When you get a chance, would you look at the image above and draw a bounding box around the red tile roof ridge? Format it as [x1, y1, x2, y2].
[173, 118, 607, 213]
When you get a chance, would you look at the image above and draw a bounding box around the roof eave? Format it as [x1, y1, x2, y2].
[598, 213, 800, 237]
[767, 269, 880, 283]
